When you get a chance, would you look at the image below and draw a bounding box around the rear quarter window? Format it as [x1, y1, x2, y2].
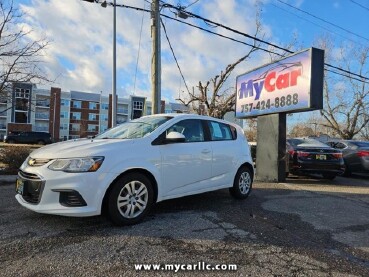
[208, 121, 236, 141]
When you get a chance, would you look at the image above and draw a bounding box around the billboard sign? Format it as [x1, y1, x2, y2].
[235, 48, 324, 118]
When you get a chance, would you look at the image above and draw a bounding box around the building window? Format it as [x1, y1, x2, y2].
[60, 123, 68, 130]
[15, 111, 28, 123]
[101, 103, 109, 110]
[71, 112, 81, 120]
[15, 88, 30, 99]
[89, 102, 98, 110]
[87, 124, 98, 132]
[133, 101, 143, 110]
[15, 98, 29, 111]
[35, 112, 49, 119]
[70, 124, 80, 131]
[100, 125, 108, 132]
[69, 135, 80, 139]
[61, 99, 70, 106]
[72, 100, 81, 108]
[100, 114, 108, 121]
[88, 113, 98, 121]
[60, 111, 69, 119]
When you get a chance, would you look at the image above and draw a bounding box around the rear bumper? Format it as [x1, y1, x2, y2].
[290, 161, 345, 176]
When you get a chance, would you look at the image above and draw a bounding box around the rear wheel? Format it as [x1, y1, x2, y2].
[322, 173, 336, 180]
[229, 166, 253, 199]
[342, 163, 352, 177]
[37, 140, 45, 145]
[107, 173, 154, 226]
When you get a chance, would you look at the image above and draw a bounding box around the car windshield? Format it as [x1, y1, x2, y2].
[96, 116, 172, 139]
[288, 138, 329, 148]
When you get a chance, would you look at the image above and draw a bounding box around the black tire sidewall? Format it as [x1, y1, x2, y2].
[108, 173, 154, 226]
[230, 166, 253, 199]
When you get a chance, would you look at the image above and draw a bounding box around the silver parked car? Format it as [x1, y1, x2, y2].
[326, 140, 369, 176]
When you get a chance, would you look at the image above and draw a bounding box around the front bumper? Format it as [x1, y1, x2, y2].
[15, 167, 118, 217]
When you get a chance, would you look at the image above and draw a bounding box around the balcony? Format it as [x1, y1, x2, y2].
[35, 113, 49, 120]
[36, 101, 50, 107]
[35, 126, 49, 132]
[117, 108, 128, 114]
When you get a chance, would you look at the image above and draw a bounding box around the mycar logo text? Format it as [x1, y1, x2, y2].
[238, 63, 303, 101]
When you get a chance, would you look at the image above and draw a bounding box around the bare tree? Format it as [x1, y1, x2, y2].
[177, 8, 264, 119]
[316, 36, 369, 140]
[0, 0, 50, 104]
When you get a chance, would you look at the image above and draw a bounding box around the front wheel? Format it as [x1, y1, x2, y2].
[229, 166, 253, 199]
[107, 173, 154, 226]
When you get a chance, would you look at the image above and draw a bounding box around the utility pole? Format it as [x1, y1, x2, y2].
[151, 0, 161, 114]
[112, 0, 117, 126]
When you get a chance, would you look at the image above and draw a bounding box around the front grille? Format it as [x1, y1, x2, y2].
[19, 170, 41, 181]
[18, 170, 45, 204]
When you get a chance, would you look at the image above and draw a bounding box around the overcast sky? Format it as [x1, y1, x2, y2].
[16, 0, 369, 108]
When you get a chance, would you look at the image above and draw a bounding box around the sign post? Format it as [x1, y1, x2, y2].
[235, 48, 324, 182]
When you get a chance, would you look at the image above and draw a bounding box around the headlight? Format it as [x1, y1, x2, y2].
[48, 157, 104, 172]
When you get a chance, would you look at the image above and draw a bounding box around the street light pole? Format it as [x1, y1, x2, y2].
[151, 0, 161, 114]
[112, 0, 117, 127]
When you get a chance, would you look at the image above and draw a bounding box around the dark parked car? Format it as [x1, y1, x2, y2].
[326, 140, 369, 176]
[4, 131, 52, 145]
[287, 138, 345, 179]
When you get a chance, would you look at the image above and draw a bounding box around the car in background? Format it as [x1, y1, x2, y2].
[326, 140, 369, 176]
[4, 131, 52, 145]
[287, 138, 345, 179]
[15, 114, 254, 225]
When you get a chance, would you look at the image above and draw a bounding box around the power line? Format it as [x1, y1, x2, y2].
[160, 18, 191, 94]
[275, 0, 369, 43]
[82, 1, 369, 84]
[161, 2, 369, 82]
[270, 3, 366, 48]
[161, 14, 369, 84]
[350, 0, 369, 12]
[133, 0, 146, 95]
[185, 0, 201, 9]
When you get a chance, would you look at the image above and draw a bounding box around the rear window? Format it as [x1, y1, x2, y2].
[351, 141, 369, 148]
[288, 138, 329, 148]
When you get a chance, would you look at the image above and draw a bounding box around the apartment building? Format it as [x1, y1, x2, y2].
[1, 83, 189, 141]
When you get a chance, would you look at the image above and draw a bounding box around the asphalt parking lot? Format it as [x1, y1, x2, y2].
[1, 174, 369, 276]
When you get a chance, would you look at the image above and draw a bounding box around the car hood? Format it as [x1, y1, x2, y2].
[29, 138, 141, 159]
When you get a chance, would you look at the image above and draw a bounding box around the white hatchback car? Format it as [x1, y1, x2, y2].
[16, 114, 254, 225]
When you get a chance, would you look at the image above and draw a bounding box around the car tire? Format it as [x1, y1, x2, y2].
[37, 140, 45, 145]
[7, 139, 15, 144]
[342, 164, 352, 177]
[107, 172, 154, 226]
[229, 166, 253, 199]
[322, 173, 336, 180]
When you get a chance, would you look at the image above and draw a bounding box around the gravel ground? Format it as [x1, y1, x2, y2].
[1, 175, 369, 276]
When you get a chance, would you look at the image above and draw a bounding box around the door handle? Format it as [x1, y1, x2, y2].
[201, 149, 211, 154]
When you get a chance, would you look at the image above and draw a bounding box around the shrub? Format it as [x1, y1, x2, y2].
[0, 146, 31, 172]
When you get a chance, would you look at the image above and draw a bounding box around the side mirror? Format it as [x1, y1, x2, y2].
[165, 131, 185, 143]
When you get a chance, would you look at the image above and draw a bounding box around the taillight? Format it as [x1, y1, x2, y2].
[332, 153, 342, 159]
[357, 150, 369, 157]
[288, 150, 295, 155]
[297, 151, 309, 157]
